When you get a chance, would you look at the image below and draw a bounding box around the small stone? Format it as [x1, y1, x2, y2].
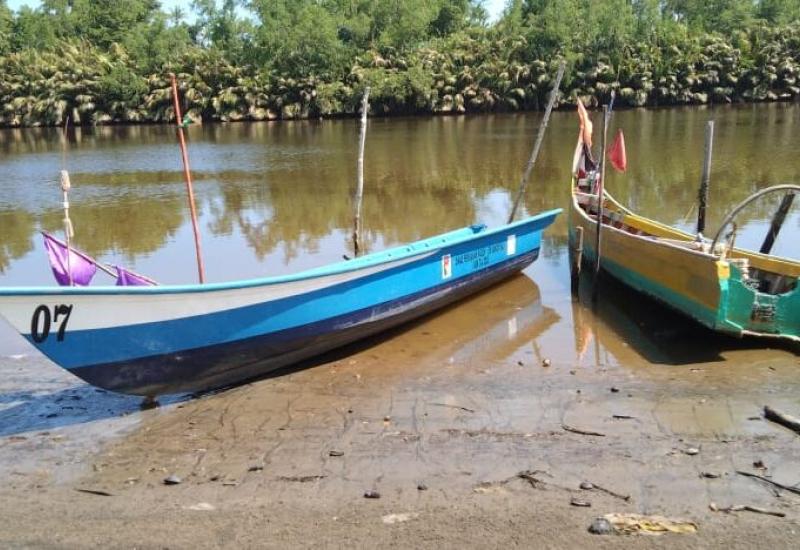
[753, 460, 767, 470]
[571, 497, 591, 507]
[517, 360, 524, 366]
[417, 483, 428, 491]
[329, 450, 344, 457]
[700, 472, 720, 479]
[163, 474, 182, 485]
[683, 447, 700, 456]
[610, 387, 620, 393]
[248, 464, 264, 472]
[383, 416, 391, 422]
[364, 490, 381, 499]
[588, 517, 613, 535]
[569, 370, 576, 375]
[542, 358, 551, 367]
[579, 481, 594, 490]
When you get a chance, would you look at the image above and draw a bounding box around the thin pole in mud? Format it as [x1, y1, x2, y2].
[353, 87, 370, 257]
[592, 95, 614, 304]
[170, 73, 206, 284]
[508, 61, 565, 224]
[696, 120, 714, 235]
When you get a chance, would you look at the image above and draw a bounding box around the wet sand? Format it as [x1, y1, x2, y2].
[1, 270, 799, 548]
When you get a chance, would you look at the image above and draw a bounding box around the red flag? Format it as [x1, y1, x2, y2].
[608, 129, 627, 173]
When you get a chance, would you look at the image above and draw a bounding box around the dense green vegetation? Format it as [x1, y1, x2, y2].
[0, 0, 799, 127]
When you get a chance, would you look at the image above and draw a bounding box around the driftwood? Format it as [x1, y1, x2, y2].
[736, 471, 800, 496]
[430, 403, 475, 413]
[595, 484, 631, 501]
[75, 488, 113, 497]
[764, 406, 800, 435]
[563, 424, 606, 437]
[711, 503, 786, 517]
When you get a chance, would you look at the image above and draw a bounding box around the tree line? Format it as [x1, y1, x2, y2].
[0, 0, 798, 127]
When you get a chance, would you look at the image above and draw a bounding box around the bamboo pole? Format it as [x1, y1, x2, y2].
[169, 73, 206, 284]
[696, 120, 714, 235]
[60, 170, 74, 286]
[759, 192, 795, 254]
[353, 87, 370, 257]
[591, 98, 613, 303]
[508, 61, 566, 223]
[60, 117, 74, 285]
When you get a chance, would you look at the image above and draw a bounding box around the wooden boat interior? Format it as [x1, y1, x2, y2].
[574, 182, 800, 296]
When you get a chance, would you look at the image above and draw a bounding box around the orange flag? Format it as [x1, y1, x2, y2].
[608, 129, 627, 173]
[576, 99, 593, 148]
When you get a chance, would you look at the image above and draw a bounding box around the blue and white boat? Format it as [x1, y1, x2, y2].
[0, 211, 560, 397]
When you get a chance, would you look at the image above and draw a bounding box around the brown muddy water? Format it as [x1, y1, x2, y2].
[1, 104, 799, 546]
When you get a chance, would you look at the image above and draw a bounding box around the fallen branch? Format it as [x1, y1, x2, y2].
[277, 475, 326, 483]
[563, 424, 606, 437]
[517, 469, 548, 489]
[430, 403, 475, 413]
[711, 503, 786, 517]
[595, 484, 631, 501]
[581, 481, 631, 501]
[75, 488, 113, 497]
[736, 471, 800, 496]
[764, 406, 800, 435]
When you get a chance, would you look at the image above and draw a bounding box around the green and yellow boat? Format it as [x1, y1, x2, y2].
[569, 178, 800, 343]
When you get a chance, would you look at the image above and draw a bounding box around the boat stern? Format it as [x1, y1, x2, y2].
[720, 263, 800, 342]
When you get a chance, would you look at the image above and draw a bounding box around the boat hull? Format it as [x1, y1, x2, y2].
[568, 190, 800, 342]
[0, 211, 560, 395]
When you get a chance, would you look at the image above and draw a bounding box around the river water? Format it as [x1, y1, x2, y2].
[1, 105, 800, 538]
[2, 103, 799, 351]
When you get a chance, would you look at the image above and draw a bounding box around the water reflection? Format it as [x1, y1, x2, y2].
[569, 271, 799, 367]
[1, 104, 799, 338]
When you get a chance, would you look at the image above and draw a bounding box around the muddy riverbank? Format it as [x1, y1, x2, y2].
[1, 271, 799, 547]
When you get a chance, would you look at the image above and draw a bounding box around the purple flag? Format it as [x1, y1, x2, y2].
[115, 266, 157, 287]
[42, 232, 97, 286]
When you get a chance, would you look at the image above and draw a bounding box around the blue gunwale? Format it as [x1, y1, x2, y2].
[0, 209, 562, 296]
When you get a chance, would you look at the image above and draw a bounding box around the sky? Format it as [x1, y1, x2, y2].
[7, 1, 508, 21]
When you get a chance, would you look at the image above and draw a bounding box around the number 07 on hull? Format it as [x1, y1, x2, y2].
[0, 211, 560, 397]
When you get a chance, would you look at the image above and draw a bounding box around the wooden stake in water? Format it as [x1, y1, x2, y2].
[696, 120, 714, 235]
[170, 73, 206, 284]
[591, 102, 613, 303]
[353, 87, 370, 257]
[508, 61, 565, 224]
